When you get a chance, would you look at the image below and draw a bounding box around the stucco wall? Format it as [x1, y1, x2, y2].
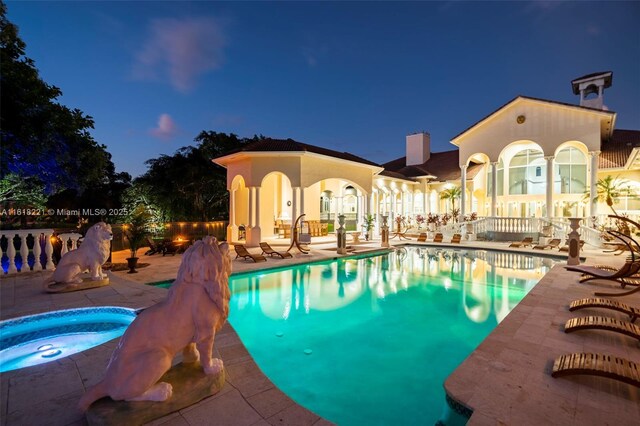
[457, 99, 606, 165]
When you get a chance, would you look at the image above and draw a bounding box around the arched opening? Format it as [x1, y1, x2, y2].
[508, 148, 545, 195]
[261, 172, 293, 238]
[554, 146, 587, 194]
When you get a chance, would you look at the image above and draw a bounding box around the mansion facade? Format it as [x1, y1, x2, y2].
[214, 72, 640, 245]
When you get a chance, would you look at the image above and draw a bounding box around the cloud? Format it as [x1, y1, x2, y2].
[150, 114, 177, 140]
[302, 45, 328, 68]
[133, 17, 227, 93]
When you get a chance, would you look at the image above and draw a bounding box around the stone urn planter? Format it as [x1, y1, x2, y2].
[126, 257, 139, 274]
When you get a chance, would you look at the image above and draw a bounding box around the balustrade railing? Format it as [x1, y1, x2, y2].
[1, 229, 56, 274]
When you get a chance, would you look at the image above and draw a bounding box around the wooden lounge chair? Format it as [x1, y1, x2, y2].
[417, 233, 427, 242]
[144, 237, 163, 255]
[450, 234, 461, 244]
[567, 259, 640, 285]
[564, 316, 640, 341]
[532, 238, 561, 250]
[569, 297, 639, 323]
[433, 233, 443, 243]
[234, 244, 267, 262]
[551, 353, 640, 388]
[509, 237, 533, 248]
[260, 242, 293, 259]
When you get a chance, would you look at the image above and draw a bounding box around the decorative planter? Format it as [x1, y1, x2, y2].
[126, 257, 139, 274]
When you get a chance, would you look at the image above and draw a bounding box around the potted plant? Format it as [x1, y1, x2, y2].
[363, 214, 375, 241]
[415, 214, 425, 230]
[124, 206, 151, 273]
[427, 213, 439, 231]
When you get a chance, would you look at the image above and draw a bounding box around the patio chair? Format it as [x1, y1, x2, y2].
[417, 233, 427, 242]
[571, 258, 640, 285]
[144, 237, 164, 256]
[551, 353, 640, 387]
[450, 234, 462, 244]
[569, 297, 639, 323]
[532, 238, 561, 250]
[260, 242, 293, 259]
[509, 237, 533, 248]
[234, 244, 267, 262]
[162, 240, 183, 256]
[433, 233, 443, 243]
[564, 316, 640, 341]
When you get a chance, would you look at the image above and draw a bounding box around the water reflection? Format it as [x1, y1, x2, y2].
[230, 247, 558, 325]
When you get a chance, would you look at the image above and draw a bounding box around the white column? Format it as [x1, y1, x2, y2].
[19, 233, 29, 272]
[44, 231, 55, 270]
[255, 187, 261, 228]
[390, 191, 396, 221]
[248, 187, 255, 227]
[299, 187, 305, 215]
[545, 156, 554, 218]
[490, 162, 498, 217]
[227, 189, 237, 242]
[401, 191, 406, 216]
[7, 233, 17, 273]
[460, 165, 467, 220]
[32, 233, 42, 271]
[423, 189, 428, 215]
[589, 151, 600, 220]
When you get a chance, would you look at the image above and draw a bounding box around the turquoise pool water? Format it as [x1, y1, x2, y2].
[0, 307, 137, 372]
[227, 247, 558, 425]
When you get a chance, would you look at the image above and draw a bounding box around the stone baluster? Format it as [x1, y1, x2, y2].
[7, 233, 17, 274]
[60, 236, 69, 257]
[32, 233, 43, 271]
[44, 231, 55, 270]
[19, 232, 30, 272]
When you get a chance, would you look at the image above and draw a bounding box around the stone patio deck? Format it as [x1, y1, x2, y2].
[1, 238, 638, 425]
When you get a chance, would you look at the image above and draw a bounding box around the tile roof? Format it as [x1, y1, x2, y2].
[222, 138, 381, 167]
[382, 149, 483, 182]
[600, 129, 640, 169]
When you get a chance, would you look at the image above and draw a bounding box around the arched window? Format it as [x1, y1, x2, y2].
[555, 148, 586, 194]
[508, 149, 545, 195]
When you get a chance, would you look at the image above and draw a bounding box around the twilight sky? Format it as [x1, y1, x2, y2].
[7, 1, 640, 177]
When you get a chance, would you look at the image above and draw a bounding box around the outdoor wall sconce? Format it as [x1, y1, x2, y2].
[287, 201, 291, 206]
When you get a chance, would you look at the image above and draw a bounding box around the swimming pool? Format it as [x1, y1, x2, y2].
[0, 307, 137, 373]
[227, 247, 558, 425]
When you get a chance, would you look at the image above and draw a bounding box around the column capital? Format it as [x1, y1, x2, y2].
[460, 164, 468, 171]
[588, 150, 601, 157]
[544, 155, 555, 161]
[490, 161, 499, 166]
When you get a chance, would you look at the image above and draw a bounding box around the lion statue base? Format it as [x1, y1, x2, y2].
[45, 222, 113, 293]
[78, 236, 232, 414]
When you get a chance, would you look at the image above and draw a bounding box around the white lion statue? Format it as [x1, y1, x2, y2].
[78, 236, 232, 411]
[49, 222, 113, 285]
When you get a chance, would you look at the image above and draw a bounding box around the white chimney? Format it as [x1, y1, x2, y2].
[406, 132, 430, 166]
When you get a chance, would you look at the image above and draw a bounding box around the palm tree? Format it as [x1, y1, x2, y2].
[440, 186, 462, 213]
[585, 175, 631, 216]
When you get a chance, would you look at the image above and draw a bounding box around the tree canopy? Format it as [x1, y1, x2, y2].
[0, 1, 129, 216]
[126, 132, 257, 221]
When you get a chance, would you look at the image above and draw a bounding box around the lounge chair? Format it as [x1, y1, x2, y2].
[564, 316, 640, 341]
[144, 237, 164, 256]
[569, 297, 639, 323]
[509, 237, 533, 248]
[566, 259, 640, 285]
[417, 233, 427, 242]
[551, 353, 640, 387]
[450, 234, 461, 244]
[234, 244, 267, 262]
[433, 233, 443, 243]
[532, 238, 561, 250]
[260, 242, 293, 259]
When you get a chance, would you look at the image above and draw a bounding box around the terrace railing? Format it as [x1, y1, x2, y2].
[1, 229, 56, 274]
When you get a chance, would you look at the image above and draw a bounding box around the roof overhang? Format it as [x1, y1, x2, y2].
[450, 96, 616, 146]
[213, 150, 384, 173]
